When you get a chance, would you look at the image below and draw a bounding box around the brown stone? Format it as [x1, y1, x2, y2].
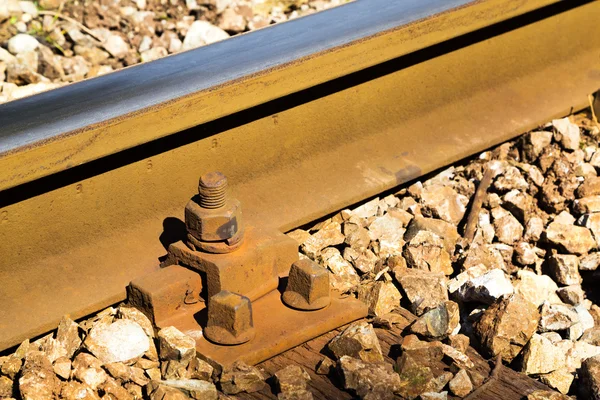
[219, 361, 266, 394]
[327, 321, 384, 363]
[403, 231, 453, 275]
[18, 351, 61, 400]
[474, 294, 540, 362]
[521, 334, 566, 375]
[491, 207, 523, 244]
[104, 362, 149, 385]
[527, 390, 570, 400]
[72, 354, 107, 390]
[396, 353, 434, 400]
[395, 269, 448, 316]
[576, 176, 600, 198]
[404, 217, 460, 254]
[146, 380, 189, 400]
[52, 356, 71, 380]
[99, 376, 133, 400]
[159, 379, 218, 399]
[573, 196, 600, 214]
[274, 365, 312, 400]
[338, 356, 400, 400]
[409, 301, 458, 339]
[1, 357, 22, 379]
[187, 357, 213, 381]
[420, 184, 466, 225]
[301, 221, 345, 258]
[157, 326, 196, 365]
[357, 281, 402, 317]
[448, 369, 472, 398]
[60, 381, 101, 400]
[548, 254, 582, 285]
[580, 354, 600, 399]
[0, 376, 13, 398]
[546, 221, 596, 254]
[446, 334, 470, 353]
[56, 316, 82, 359]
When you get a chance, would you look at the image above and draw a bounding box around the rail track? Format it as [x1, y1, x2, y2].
[1, 0, 600, 398]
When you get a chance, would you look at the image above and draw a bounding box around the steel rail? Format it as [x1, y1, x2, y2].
[0, 0, 599, 350]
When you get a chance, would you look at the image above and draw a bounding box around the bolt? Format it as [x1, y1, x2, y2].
[204, 290, 255, 345]
[282, 259, 330, 311]
[185, 171, 244, 253]
[198, 171, 228, 209]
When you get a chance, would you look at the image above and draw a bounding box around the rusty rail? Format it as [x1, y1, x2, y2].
[1, 0, 599, 351]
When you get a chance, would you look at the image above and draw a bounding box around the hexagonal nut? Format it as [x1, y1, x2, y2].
[185, 198, 242, 242]
[282, 259, 330, 311]
[204, 290, 255, 345]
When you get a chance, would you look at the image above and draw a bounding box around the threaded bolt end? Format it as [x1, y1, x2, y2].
[198, 171, 228, 208]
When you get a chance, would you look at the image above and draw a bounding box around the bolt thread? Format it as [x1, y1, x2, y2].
[198, 172, 228, 208]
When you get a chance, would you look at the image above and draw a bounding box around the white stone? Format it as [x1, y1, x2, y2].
[138, 35, 153, 52]
[455, 268, 513, 304]
[575, 304, 595, 332]
[182, 21, 229, 51]
[7, 34, 39, 54]
[103, 34, 129, 58]
[18, 1, 37, 16]
[141, 46, 168, 63]
[85, 320, 150, 363]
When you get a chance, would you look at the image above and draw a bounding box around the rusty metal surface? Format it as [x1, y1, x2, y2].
[165, 226, 299, 301]
[173, 290, 367, 369]
[0, 0, 599, 351]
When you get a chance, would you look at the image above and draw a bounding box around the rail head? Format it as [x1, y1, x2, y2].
[0, 0, 564, 191]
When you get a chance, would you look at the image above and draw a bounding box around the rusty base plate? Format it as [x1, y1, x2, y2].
[161, 289, 367, 368]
